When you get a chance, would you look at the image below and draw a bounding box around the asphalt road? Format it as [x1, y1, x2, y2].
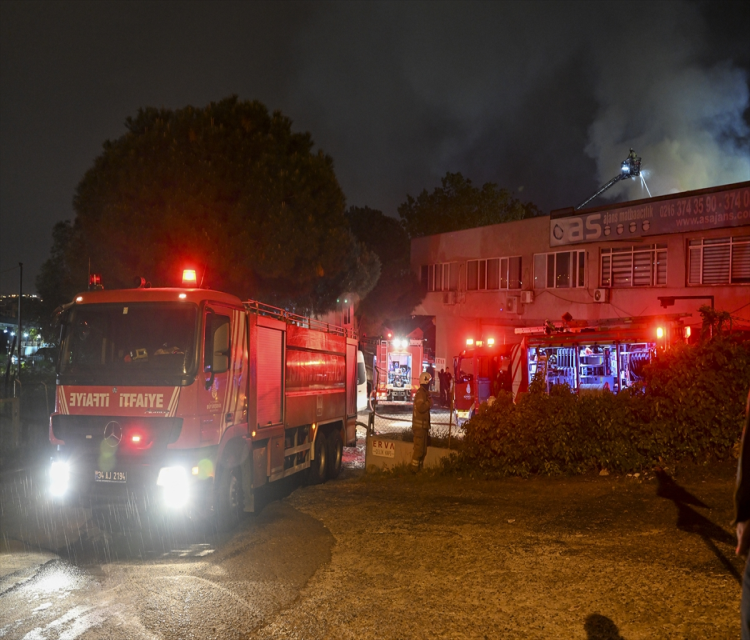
[1, 453, 742, 639]
[0, 465, 335, 640]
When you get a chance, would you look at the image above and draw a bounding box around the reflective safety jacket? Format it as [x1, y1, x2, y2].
[412, 385, 432, 431]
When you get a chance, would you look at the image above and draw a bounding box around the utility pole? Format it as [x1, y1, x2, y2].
[17, 262, 22, 375]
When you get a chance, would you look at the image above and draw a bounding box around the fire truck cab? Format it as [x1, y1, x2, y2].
[48, 285, 358, 529]
[453, 339, 515, 423]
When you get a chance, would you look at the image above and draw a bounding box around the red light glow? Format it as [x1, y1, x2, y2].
[182, 269, 197, 285]
[656, 327, 664, 339]
[466, 338, 474, 346]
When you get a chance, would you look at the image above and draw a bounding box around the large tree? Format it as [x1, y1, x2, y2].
[398, 172, 542, 238]
[40, 96, 378, 315]
[346, 206, 424, 336]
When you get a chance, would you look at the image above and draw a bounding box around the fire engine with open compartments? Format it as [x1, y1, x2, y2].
[48, 280, 359, 529]
[451, 315, 688, 423]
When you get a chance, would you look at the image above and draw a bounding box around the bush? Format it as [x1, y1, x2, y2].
[457, 336, 750, 476]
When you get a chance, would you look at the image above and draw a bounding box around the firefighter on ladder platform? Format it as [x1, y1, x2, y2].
[411, 371, 432, 472]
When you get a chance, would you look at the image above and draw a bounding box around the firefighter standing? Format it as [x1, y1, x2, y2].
[411, 371, 432, 471]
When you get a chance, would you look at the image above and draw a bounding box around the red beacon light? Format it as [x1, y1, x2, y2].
[487, 338, 495, 346]
[182, 269, 197, 287]
[656, 327, 664, 339]
[466, 338, 474, 346]
[88, 273, 103, 291]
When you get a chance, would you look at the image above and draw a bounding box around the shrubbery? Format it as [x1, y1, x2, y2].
[457, 336, 750, 476]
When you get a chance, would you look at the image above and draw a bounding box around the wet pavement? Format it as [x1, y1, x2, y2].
[1, 465, 334, 640]
[1, 446, 742, 639]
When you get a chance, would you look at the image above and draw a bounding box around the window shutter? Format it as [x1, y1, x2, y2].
[600, 254, 611, 287]
[702, 239, 730, 284]
[656, 251, 667, 285]
[632, 251, 652, 286]
[611, 252, 633, 286]
[688, 246, 701, 284]
[732, 239, 750, 284]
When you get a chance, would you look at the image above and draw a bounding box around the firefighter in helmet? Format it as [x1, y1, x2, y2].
[411, 371, 433, 471]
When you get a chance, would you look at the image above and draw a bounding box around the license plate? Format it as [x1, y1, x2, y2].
[94, 470, 127, 483]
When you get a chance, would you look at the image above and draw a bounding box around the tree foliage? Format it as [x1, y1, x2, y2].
[398, 172, 542, 238]
[41, 96, 378, 315]
[345, 206, 424, 335]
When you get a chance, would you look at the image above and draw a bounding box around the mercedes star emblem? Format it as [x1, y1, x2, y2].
[103, 421, 123, 444]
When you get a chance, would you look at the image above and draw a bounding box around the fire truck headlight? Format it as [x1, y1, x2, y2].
[50, 461, 70, 497]
[157, 466, 190, 508]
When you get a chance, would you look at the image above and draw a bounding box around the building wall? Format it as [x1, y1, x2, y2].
[411, 187, 750, 368]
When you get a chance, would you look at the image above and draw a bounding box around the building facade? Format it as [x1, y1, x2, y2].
[411, 181, 750, 371]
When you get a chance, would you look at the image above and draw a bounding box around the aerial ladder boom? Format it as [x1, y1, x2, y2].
[575, 149, 642, 210]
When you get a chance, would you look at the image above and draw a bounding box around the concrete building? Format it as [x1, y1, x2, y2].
[411, 181, 750, 378]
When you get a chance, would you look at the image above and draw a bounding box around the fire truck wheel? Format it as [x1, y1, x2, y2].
[215, 465, 243, 531]
[308, 431, 328, 485]
[326, 430, 343, 479]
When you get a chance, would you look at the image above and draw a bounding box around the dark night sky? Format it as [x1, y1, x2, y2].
[1, 1, 749, 294]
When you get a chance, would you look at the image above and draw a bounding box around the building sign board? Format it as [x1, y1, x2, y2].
[549, 182, 750, 247]
[371, 438, 396, 458]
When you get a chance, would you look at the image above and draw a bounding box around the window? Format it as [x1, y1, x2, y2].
[599, 245, 667, 288]
[421, 263, 458, 292]
[688, 236, 750, 285]
[534, 251, 586, 289]
[467, 257, 522, 290]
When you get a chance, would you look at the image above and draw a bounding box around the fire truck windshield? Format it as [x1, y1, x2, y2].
[59, 302, 198, 384]
[456, 357, 474, 382]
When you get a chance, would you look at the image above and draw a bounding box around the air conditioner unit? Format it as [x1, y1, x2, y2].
[593, 288, 610, 303]
[506, 296, 519, 314]
[520, 290, 534, 304]
[442, 291, 456, 305]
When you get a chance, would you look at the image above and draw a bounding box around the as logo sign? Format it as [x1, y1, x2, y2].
[551, 214, 602, 246]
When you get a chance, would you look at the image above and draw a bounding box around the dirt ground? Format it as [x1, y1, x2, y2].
[253, 461, 742, 640]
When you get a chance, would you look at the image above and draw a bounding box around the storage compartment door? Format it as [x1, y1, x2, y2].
[257, 327, 283, 427]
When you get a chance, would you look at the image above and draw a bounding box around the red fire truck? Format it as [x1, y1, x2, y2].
[452, 315, 687, 422]
[373, 334, 424, 405]
[48, 276, 358, 528]
[453, 338, 523, 423]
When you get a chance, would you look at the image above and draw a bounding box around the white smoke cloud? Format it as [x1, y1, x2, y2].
[585, 5, 750, 202]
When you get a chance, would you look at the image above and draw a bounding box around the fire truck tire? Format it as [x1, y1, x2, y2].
[326, 430, 343, 479]
[215, 465, 243, 531]
[308, 431, 328, 485]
